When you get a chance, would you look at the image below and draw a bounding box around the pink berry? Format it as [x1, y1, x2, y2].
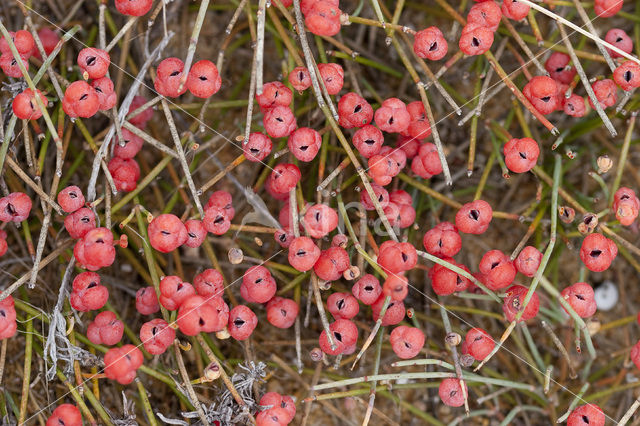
[464, 327, 495, 361]
[184, 219, 207, 248]
[62, 81, 99, 118]
[396, 135, 421, 159]
[479, 250, 516, 291]
[46, 405, 82, 426]
[267, 163, 301, 194]
[589, 79, 617, 109]
[503, 285, 539, 322]
[318, 63, 344, 95]
[0, 30, 34, 56]
[352, 274, 382, 305]
[34, 28, 59, 60]
[523, 76, 559, 115]
[374, 98, 410, 133]
[305, 1, 342, 37]
[503, 137, 539, 173]
[154, 57, 187, 98]
[614, 60, 640, 92]
[390, 325, 425, 359]
[73, 228, 116, 271]
[104, 344, 143, 385]
[203, 206, 231, 235]
[594, 0, 623, 17]
[561, 282, 597, 318]
[567, 404, 605, 426]
[423, 222, 461, 258]
[439, 378, 468, 407]
[289, 236, 321, 271]
[368, 153, 399, 186]
[69, 272, 109, 311]
[263, 105, 297, 138]
[177, 295, 223, 335]
[411, 142, 442, 179]
[0, 297, 17, 340]
[193, 268, 224, 298]
[187, 60, 222, 98]
[77, 47, 110, 79]
[360, 183, 390, 211]
[382, 274, 409, 301]
[64, 207, 96, 239]
[580, 233, 617, 272]
[352, 124, 384, 158]
[501, 0, 530, 20]
[613, 187, 640, 226]
[92, 77, 117, 111]
[127, 95, 154, 128]
[115, 0, 153, 16]
[455, 199, 492, 234]
[108, 157, 140, 192]
[405, 101, 432, 140]
[140, 318, 175, 355]
[136, 286, 160, 315]
[413, 27, 448, 61]
[228, 305, 258, 340]
[159, 276, 196, 310]
[515, 246, 542, 277]
[256, 407, 291, 426]
[319, 319, 358, 355]
[148, 214, 188, 253]
[12, 88, 47, 120]
[57, 186, 85, 213]
[86, 311, 124, 346]
[288, 66, 311, 91]
[257, 81, 292, 111]
[563, 93, 586, 117]
[241, 266, 277, 303]
[459, 24, 494, 56]
[327, 292, 359, 320]
[244, 132, 273, 162]
[338, 92, 373, 128]
[266, 297, 299, 328]
[288, 127, 321, 162]
[605, 28, 633, 58]
[467, 1, 502, 32]
[314, 246, 350, 281]
[113, 128, 144, 159]
[372, 295, 405, 326]
[377, 241, 417, 274]
[303, 204, 338, 238]
[259, 393, 296, 424]
[429, 257, 471, 295]
[545, 52, 576, 85]
[206, 190, 235, 220]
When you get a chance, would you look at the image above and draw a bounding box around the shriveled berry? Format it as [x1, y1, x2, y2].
[390, 325, 425, 359]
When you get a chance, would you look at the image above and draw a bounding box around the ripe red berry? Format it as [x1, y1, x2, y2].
[115, 0, 153, 16]
[352, 124, 384, 158]
[318, 63, 344, 95]
[464, 327, 495, 361]
[244, 132, 273, 162]
[374, 98, 411, 133]
[184, 219, 207, 248]
[503, 285, 539, 322]
[411, 142, 443, 179]
[314, 246, 350, 281]
[104, 344, 143, 385]
[423, 222, 461, 258]
[589, 79, 617, 109]
[46, 404, 82, 426]
[429, 257, 471, 295]
[12, 88, 48, 120]
[455, 199, 492, 234]
[127, 95, 154, 128]
[0, 52, 29, 78]
[580, 233, 617, 272]
[414, 27, 448, 61]
[86, 311, 124, 346]
[372, 295, 405, 326]
[70, 272, 109, 311]
[91, 77, 117, 111]
[404, 101, 431, 140]
[382, 274, 409, 301]
[479, 250, 516, 291]
[289, 236, 321, 271]
[108, 157, 140, 192]
[140, 318, 175, 355]
[327, 292, 359, 320]
[439, 378, 468, 407]
[259, 393, 296, 424]
[319, 319, 358, 355]
[368, 153, 399, 186]
[288, 127, 321, 162]
[193, 268, 224, 298]
[177, 295, 222, 335]
[0, 296, 17, 340]
[0, 238, 7, 258]
[64, 207, 96, 239]
[396, 135, 421, 159]
[288, 66, 311, 91]
[62, 81, 100, 118]
[148, 214, 188, 253]
[73, 227, 116, 271]
[594, 0, 623, 17]
[263, 105, 297, 138]
[378, 241, 417, 274]
[159, 276, 196, 310]
[0, 30, 34, 56]
[503, 137, 539, 173]
[605, 28, 633, 58]
[390, 325, 425, 359]
[467, 1, 502, 32]
[34, 28, 59, 60]
[57, 186, 85, 213]
[567, 404, 605, 426]
[77, 48, 110, 79]
[268, 163, 301, 194]
[266, 297, 299, 328]
[352, 274, 382, 305]
[514, 246, 542, 277]
[256, 407, 291, 426]
[544, 52, 576, 84]
[228, 305, 258, 340]
[303, 204, 338, 238]
[206, 190, 235, 220]
[563, 93, 586, 117]
[459, 24, 494, 56]
[501, 0, 530, 20]
[561, 282, 597, 318]
[187, 60, 222, 98]
[523, 76, 559, 115]
[257, 81, 293, 111]
[614, 60, 640, 91]
[136, 286, 160, 315]
[305, 2, 342, 37]
[338, 92, 373, 128]
[154, 58, 187, 98]
[203, 206, 231, 235]
[613, 187, 640, 226]
[113, 128, 144, 159]
[360, 183, 390, 211]
[241, 266, 277, 303]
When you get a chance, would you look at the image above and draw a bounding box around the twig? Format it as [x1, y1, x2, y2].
[178, 0, 210, 91]
[556, 383, 590, 423]
[255, 0, 267, 95]
[541, 320, 577, 379]
[617, 396, 640, 425]
[439, 303, 469, 414]
[105, 17, 137, 52]
[173, 341, 211, 426]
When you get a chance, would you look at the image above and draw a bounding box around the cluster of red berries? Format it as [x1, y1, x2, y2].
[459, 1, 504, 56]
[612, 187, 640, 226]
[62, 48, 113, 118]
[256, 392, 296, 425]
[154, 57, 221, 98]
[0, 30, 35, 78]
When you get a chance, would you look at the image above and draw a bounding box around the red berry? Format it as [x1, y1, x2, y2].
[514, 246, 542, 277]
[464, 327, 495, 360]
[382, 274, 409, 301]
[46, 404, 82, 426]
[228, 305, 258, 340]
[589, 78, 617, 109]
[327, 292, 359, 319]
[12, 88, 47, 120]
[73, 228, 116, 271]
[396, 135, 421, 159]
[288, 66, 311, 91]
[148, 214, 188, 253]
[372, 295, 405, 326]
[390, 325, 425, 359]
[423, 222, 461, 258]
[352, 124, 384, 158]
[177, 295, 223, 335]
[154, 57, 187, 98]
[193, 268, 224, 298]
[378, 241, 417, 274]
[108, 157, 141, 192]
[259, 392, 296, 424]
[206, 190, 235, 220]
[501, 0, 530, 20]
[303, 204, 338, 238]
[459, 24, 494, 56]
[439, 378, 468, 407]
[314, 246, 350, 281]
[467, 1, 502, 32]
[352, 274, 382, 305]
[318, 63, 344, 95]
[319, 319, 358, 355]
[455, 199, 492, 234]
[374, 98, 410, 133]
[127, 95, 154, 128]
[263, 105, 297, 138]
[389, 189, 412, 206]
[368, 153, 399, 186]
[288, 127, 321, 162]
[34, 28, 59, 60]
[0, 297, 17, 340]
[503, 285, 539, 322]
[0, 30, 34, 56]
[244, 132, 273, 162]
[411, 142, 443, 179]
[605, 28, 633, 58]
[70, 272, 108, 311]
[187, 60, 222, 98]
[257, 81, 292, 111]
[561, 282, 597, 318]
[563, 94, 586, 117]
[268, 163, 301, 194]
[614, 60, 640, 92]
[405, 101, 432, 140]
[115, 0, 153, 16]
[632, 339, 640, 369]
[613, 187, 640, 226]
[503, 137, 539, 173]
[594, 0, 623, 17]
[64, 207, 96, 239]
[104, 344, 143, 384]
[113, 128, 144, 159]
[288, 236, 321, 271]
[86, 311, 124, 346]
[159, 276, 196, 310]
[338, 92, 373, 128]
[544, 52, 576, 85]
[57, 185, 85, 213]
[360, 183, 390, 211]
[256, 407, 291, 426]
[136, 286, 160, 315]
[414, 27, 448, 61]
[92, 77, 117, 111]
[0, 238, 7, 258]
[523, 76, 559, 115]
[479, 250, 516, 291]
[77, 48, 110, 79]
[203, 206, 231, 235]
[266, 297, 299, 328]
[241, 266, 277, 303]
[62, 81, 99, 118]
[305, 1, 342, 37]
[429, 257, 471, 295]
[580, 233, 617, 272]
[567, 404, 605, 426]
[140, 318, 175, 355]
[184, 219, 207, 248]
